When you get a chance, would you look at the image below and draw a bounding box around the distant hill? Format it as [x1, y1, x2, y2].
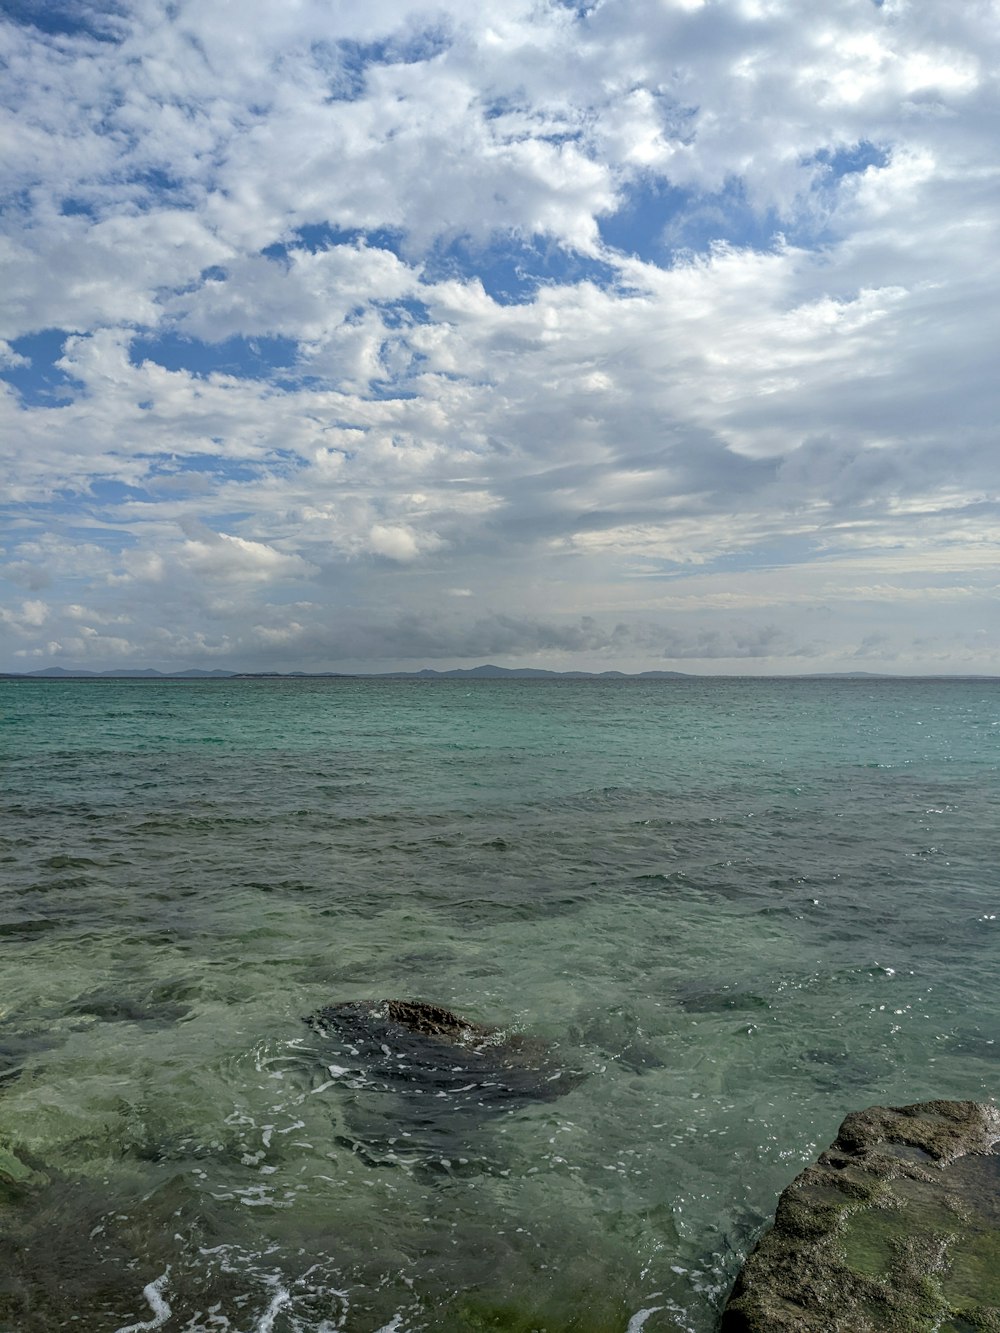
[20, 667, 237, 679]
[9, 664, 692, 681]
[397, 664, 692, 679]
[4, 666, 996, 682]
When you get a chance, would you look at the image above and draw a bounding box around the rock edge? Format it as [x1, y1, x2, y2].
[721, 1098, 1000, 1332]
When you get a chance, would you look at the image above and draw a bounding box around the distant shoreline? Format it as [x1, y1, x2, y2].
[2, 667, 998, 682]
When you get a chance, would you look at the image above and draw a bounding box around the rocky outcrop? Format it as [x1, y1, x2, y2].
[304, 998, 582, 1113]
[721, 1099, 1000, 1332]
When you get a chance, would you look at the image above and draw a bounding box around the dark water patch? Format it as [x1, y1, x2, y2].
[942, 1032, 1000, 1063]
[132, 812, 273, 834]
[0, 1033, 56, 1086]
[0, 917, 62, 940]
[65, 987, 191, 1027]
[23, 873, 98, 896]
[676, 981, 773, 1014]
[0, 1166, 265, 1333]
[441, 890, 590, 922]
[39, 853, 102, 870]
[798, 1047, 879, 1093]
[574, 1006, 668, 1073]
[238, 876, 320, 895]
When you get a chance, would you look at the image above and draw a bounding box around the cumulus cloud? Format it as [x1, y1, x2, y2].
[0, 598, 49, 631]
[0, 340, 29, 369]
[177, 528, 319, 584]
[1, 0, 999, 672]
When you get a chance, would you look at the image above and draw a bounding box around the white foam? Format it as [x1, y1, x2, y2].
[626, 1306, 664, 1332]
[112, 1269, 172, 1333]
[254, 1281, 291, 1332]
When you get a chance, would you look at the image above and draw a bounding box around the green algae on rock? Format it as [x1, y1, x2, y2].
[721, 1099, 1000, 1332]
[0, 1144, 33, 1186]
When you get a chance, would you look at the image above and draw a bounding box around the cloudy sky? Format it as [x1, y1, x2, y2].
[1, 0, 998, 674]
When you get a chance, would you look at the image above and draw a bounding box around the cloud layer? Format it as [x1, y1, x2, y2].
[2, 0, 998, 672]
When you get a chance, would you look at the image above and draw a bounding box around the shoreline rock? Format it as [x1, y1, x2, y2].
[721, 1098, 1000, 1332]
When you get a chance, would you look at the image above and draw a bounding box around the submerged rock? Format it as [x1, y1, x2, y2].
[304, 999, 581, 1114]
[0, 1144, 35, 1189]
[66, 988, 190, 1025]
[721, 1098, 1000, 1332]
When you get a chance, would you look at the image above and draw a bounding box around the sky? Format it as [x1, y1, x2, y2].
[1, 0, 998, 675]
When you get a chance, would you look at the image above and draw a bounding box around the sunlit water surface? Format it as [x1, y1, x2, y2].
[0, 677, 997, 1332]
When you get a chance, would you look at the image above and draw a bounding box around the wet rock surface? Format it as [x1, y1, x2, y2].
[305, 998, 582, 1113]
[721, 1098, 1000, 1332]
[303, 999, 586, 1178]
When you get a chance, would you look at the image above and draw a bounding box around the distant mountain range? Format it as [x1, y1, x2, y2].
[9, 666, 238, 679]
[3, 664, 691, 680]
[384, 665, 693, 679]
[3, 665, 996, 681]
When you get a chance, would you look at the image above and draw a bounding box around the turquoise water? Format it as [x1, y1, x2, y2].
[0, 677, 997, 1332]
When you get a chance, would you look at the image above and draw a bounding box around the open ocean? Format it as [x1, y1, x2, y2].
[0, 676, 997, 1332]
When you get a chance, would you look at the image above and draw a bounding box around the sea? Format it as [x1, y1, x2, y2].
[0, 676, 997, 1332]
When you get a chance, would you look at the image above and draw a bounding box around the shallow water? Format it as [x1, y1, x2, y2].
[0, 676, 997, 1331]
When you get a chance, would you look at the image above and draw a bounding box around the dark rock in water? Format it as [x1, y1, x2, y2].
[305, 999, 581, 1115]
[721, 1099, 1000, 1332]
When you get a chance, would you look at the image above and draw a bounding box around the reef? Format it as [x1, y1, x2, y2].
[721, 1098, 1000, 1332]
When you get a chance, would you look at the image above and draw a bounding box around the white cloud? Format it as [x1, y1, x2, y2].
[0, 598, 49, 630]
[0, 339, 29, 369]
[1, 0, 999, 672]
[177, 530, 318, 584]
[367, 522, 439, 562]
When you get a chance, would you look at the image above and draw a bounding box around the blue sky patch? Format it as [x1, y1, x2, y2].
[365, 379, 419, 402]
[3, 329, 81, 406]
[0, 0, 125, 41]
[599, 178, 694, 261]
[375, 298, 431, 329]
[123, 166, 191, 205]
[323, 28, 452, 101]
[808, 140, 889, 178]
[86, 477, 142, 505]
[129, 333, 299, 380]
[140, 454, 270, 495]
[60, 196, 99, 218]
[263, 224, 406, 262]
[422, 233, 617, 304]
[600, 176, 789, 262]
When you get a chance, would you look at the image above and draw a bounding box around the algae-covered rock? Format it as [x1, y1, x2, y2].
[0, 1145, 33, 1185]
[721, 1099, 1000, 1332]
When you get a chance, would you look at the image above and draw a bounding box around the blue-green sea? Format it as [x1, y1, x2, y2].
[1, 676, 997, 1332]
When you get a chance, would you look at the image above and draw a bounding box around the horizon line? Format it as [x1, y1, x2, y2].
[3, 665, 999, 682]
